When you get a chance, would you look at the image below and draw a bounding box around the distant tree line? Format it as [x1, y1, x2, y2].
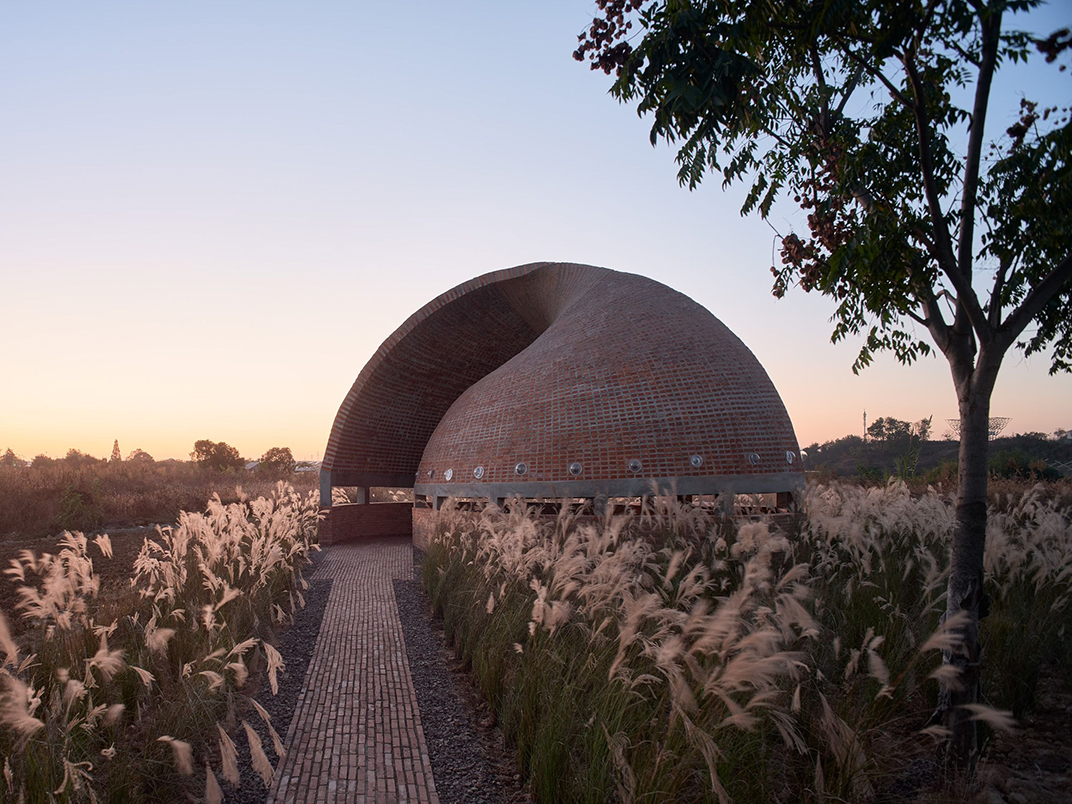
[805, 427, 1070, 482]
[190, 440, 245, 471]
[190, 440, 295, 478]
[866, 416, 932, 444]
[2, 441, 298, 478]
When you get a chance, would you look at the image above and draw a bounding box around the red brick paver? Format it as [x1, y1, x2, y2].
[269, 539, 439, 804]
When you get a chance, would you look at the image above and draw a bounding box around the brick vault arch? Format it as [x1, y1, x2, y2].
[321, 262, 804, 511]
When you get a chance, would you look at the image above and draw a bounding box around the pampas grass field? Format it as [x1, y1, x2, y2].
[0, 459, 318, 539]
[422, 480, 1072, 803]
[0, 483, 320, 803]
[2, 469, 1068, 803]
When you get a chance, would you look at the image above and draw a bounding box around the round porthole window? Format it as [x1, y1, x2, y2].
[627, 458, 642, 473]
[515, 462, 528, 476]
[568, 462, 583, 476]
[747, 453, 761, 466]
[690, 454, 704, 468]
[474, 466, 485, 480]
[444, 468, 453, 481]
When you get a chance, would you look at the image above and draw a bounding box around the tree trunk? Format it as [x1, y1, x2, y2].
[941, 356, 1000, 771]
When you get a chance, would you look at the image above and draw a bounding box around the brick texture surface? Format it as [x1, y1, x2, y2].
[416, 267, 800, 486]
[320, 504, 413, 545]
[268, 540, 439, 804]
[323, 266, 553, 481]
[411, 508, 435, 552]
[323, 263, 802, 497]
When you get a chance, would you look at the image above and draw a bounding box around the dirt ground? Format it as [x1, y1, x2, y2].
[974, 675, 1072, 803]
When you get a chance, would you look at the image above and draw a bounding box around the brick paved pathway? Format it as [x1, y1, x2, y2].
[269, 539, 440, 804]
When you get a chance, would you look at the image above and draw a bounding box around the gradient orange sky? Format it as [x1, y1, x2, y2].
[2, 2, 1070, 463]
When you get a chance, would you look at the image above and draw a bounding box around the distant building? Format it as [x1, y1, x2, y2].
[244, 461, 260, 472]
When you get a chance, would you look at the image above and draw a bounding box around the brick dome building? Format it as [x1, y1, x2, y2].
[320, 262, 803, 545]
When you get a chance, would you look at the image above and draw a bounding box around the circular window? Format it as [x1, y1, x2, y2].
[444, 468, 453, 481]
[568, 462, 583, 476]
[515, 462, 528, 476]
[747, 453, 761, 466]
[690, 454, 704, 468]
[474, 466, 485, 480]
[627, 458, 642, 473]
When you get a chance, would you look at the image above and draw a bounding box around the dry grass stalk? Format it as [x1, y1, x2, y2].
[423, 479, 1071, 803]
[0, 483, 320, 802]
[242, 720, 274, 787]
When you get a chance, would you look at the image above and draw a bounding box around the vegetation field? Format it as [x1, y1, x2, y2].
[803, 432, 1072, 486]
[0, 483, 320, 803]
[423, 480, 1072, 803]
[3, 454, 1069, 802]
[0, 457, 318, 539]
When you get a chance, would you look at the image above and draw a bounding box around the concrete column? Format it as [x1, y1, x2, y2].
[320, 470, 333, 509]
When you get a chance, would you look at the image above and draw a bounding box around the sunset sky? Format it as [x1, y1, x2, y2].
[2, 1, 1070, 463]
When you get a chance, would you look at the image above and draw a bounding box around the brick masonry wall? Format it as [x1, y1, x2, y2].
[320, 503, 413, 545]
[412, 507, 436, 551]
[416, 268, 801, 488]
[323, 265, 561, 479]
[324, 262, 804, 500]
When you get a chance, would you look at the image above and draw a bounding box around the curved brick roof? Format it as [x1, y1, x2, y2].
[324, 262, 803, 497]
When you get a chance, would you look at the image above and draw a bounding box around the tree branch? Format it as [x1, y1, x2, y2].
[834, 66, 863, 116]
[906, 217, 937, 256]
[948, 39, 982, 68]
[759, 124, 796, 151]
[810, 46, 828, 100]
[842, 49, 912, 107]
[997, 251, 1072, 351]
[906, 307, 928, 326]
[919, 286, 952, 354]
[956, 5, 1002, 329]
[902, 51, 990, 342]
[810, 47, 833, 144]
[988, 257, 1012, 330]
[918, 0, 943, 44]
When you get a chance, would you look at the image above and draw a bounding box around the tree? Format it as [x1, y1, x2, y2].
[110, 439, 122, 463]
[1, 448, 20, 468]
[866, 417, 888, 443]
[257, 446, 295, 478]
[867, 415, 932, 444]
[126, 448, 154, 464]
[867, 416, 912, 443]
[190, 440, 245, 472]
[915, 415, 934, 443]
[576, 0, 1071, 769]
[63, 448, 101, 468]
